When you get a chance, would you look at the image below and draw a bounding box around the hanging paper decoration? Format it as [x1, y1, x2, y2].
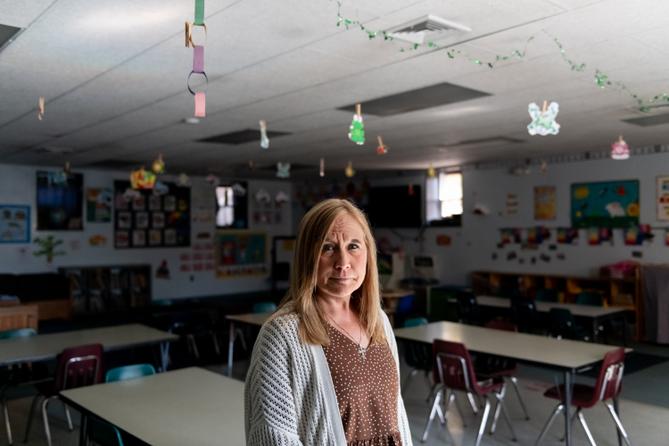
[177, 173, 191, 187]
[186, 0, 207, 118]
[540, 159, 548, 173]
[259, 120, 270, 149]
[130, 167, 156, 190]
[610, 135, 630, 160]
[376, 135, 388, 154]
[232, 182, 247, 196]
[527, 100, 560, 135]
[345, 161, 355, 178]
[205, 173, 220, 187]
[348, 103, 365, 145]
[319, 158, 325, 177]
[153, 181, 169, 196]
[427, 164, 436, 178]
[37, 97, 45, 121]
[152, 154, 165, 174]
[255, 189, 271, 204]
[275, 191, 289, 204]
[276, 162, 291, 179]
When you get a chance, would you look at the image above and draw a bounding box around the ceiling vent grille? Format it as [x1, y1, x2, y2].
[385, 15, 471, 45]
[0, 23, 21, 52]
[622, 112, 669, 127]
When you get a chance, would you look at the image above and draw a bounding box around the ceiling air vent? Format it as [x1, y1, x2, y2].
[198, 128, 291, 145]
[0, 23, 21, 52]
[622, 112, 669, 127]
[385, 14, 471, 45]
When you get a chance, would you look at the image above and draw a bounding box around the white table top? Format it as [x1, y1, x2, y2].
[226, 312, 271, 326]
[476, 295, 629, 317]
[61, 367, 245, 446]
[0, 324, 177, 367]
[394, 321, 625, 370]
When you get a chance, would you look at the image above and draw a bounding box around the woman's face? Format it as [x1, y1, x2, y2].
[315, 212, 368, 301]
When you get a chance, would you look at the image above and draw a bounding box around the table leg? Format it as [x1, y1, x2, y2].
[227, 322, 235, 377]
[78, 414, 87, 446]
[159, 341, 169, 372]
[563, 370, 573, 446]
[593, 317, 599, 342]
[614, 397, 623, 446]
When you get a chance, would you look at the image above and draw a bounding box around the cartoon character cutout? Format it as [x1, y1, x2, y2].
[527, 101, 560, 136]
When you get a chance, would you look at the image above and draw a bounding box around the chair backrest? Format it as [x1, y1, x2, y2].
[402, 318, 431, 370]
[591, 348, 625, 404]
[535, 288, 558, 302]
[252, 301, 277, 313]
[55, 343, 104, 391]
[575, 291, 603, 306]
[0, 327, 37, 339]
[511, 297, 538, 332]
[105, 363, 156, 383]
[433, 339, 478, 394]
[484, 318, 517, 332]
[456, 292, 481, 325]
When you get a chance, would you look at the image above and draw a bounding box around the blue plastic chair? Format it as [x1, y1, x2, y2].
[106, 363, 156, 383]
[252, 302, 277, 313]
[535, 288, 558, 302]
[404, 317, 429, 328]
[0, 327, 37, 339]
[88, 364, 157, 446]
[575, 291, 604, 306]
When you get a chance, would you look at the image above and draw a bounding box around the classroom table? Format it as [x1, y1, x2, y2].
[226, 312, 271, 376]
[394, 321, 629, 446]
[60, 367, 244, 446]
[0, 323, 177, 371]
[476, 295, 630, 343]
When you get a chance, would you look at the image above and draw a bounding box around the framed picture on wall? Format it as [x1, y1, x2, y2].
[571, 180, 640, 228]
[36, 171, 84, 230]
[0, 204, 30, 243]
[534, 186, 556, 220]
[657, 176, 669, 221]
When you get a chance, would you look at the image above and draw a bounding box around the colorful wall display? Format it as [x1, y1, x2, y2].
[86, 188, 112, 223]
[113, 181, 190, 249]
[570, 180, 639, 228]
[656, 176, 669, 221]
[214, 230, 267, 278]
[0, 205, 30, 243]
[36, 171, 84, 230]
[534, 186, 556, 220]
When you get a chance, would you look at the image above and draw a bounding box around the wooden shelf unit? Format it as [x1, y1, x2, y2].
[471, 270, 641, 338]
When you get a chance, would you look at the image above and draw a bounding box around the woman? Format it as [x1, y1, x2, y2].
[245, 199, 412, 445]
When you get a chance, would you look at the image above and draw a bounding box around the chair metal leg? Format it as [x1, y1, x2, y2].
[577, 410, 597, 446]
[63, 403, 74, 431]
[187, 335, 200, 360]
[401, 369, 418, 396]
[535, 404, 564, 446]
[467, 392, 479, 414]
[489, 383, 506, 434]
[496, 391, 517, 441]
[510, 376, 530, 420]
[474, 397, 491, 446]
[23, 394, 42, 443]
[605, 403, 633, 446]
[211, 331, 221, 356]
[2, 397, 12, 445]
[421, 386, 444, 442]
[449, 390, 468, 427]
[41, 396, 55, 446]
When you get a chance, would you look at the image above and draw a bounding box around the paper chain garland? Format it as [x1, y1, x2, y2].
[186, 0, 207, 117]
[334, 1, 667, 112]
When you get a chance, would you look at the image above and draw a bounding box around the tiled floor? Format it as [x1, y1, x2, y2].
[5, 343, 669, 445]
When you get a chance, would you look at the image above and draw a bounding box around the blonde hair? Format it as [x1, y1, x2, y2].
[278, 198, 385, 346]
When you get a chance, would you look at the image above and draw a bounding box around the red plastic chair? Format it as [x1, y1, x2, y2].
[421, 340, 517, 446]
[477, 319, 530, 433]
[23, 343, 103, 446]
[535, 347, 631, 446]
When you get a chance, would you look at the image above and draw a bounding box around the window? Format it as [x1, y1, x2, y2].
[426, 172, 462, 224]
[215, 186, 235, 227]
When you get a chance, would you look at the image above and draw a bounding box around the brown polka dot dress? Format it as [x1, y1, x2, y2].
[323, 323, 402, 446]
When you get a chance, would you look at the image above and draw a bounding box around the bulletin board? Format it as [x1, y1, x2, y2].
[215, 230, 267, 278]
[0, 205, 30, 243]
[36, 171, 84, 230]
[114, 181, 191, 248]
[571, 180, 639, 228]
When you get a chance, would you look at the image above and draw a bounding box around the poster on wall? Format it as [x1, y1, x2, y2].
[0, 205, 30, 243]
[656, 176, 669, 221]
[113, 181, 190, 248]
[36, 171, 84, 230]
[214, 230, 267, 278]
[570, 180, 639, 228]
[86, 188, 112, 223]
[534, 186, 556, 220]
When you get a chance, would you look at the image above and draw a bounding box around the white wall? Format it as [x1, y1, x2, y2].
[0, 164, 293, 300]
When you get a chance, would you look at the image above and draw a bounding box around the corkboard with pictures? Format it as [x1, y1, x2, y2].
[114, 180, 191, 248]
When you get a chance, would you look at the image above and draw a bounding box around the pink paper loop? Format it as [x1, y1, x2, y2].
[194, 92, 206, 117]
[193, 45, 205, 73]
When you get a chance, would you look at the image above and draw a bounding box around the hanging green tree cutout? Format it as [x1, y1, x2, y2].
[33, 235, 65, 263]
[348, 103, 365, 145]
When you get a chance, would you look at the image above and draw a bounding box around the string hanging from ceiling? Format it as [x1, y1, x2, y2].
[333, 0, 667, 113]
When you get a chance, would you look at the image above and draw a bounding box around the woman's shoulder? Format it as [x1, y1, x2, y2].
[261, 310, 300, 337]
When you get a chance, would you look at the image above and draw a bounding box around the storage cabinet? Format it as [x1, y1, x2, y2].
[60, 265, 151, 315]
[471, 269, 642, 339]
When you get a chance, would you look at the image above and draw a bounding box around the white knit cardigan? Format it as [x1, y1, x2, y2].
[244, 310, 413, 446]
